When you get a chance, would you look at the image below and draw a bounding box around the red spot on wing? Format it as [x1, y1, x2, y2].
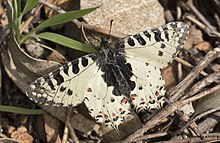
[87, 87, 92, 92]
[141, 98, 144, 101]
[155, 91, 159, 96]
[119, 108, 123, 112]
[112, 113, 116, 117]
[104, 115, 108, 119]
[121, 98, 128, 104]
[99, 111, 102, 114]
[130, 94, 137, 100]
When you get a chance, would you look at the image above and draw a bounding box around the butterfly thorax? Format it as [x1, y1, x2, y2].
[94, 40, 136, 97]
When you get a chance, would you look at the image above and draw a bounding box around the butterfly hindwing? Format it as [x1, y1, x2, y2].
[26, 54, 97, 107]
[126, 57, 166, 112]
[123, 22, 189, 68]
[83, 67, 132, 130]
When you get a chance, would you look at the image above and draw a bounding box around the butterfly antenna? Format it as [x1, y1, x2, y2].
[109, 19, 114, 35]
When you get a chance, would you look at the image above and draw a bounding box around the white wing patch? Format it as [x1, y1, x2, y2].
[124, 22, 189, 68]
[84, 68, 132, 131]
[26, 55, 96, 107]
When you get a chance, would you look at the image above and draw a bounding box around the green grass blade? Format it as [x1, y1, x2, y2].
[35, 32, 96, 53]
[0, 105, 45, 115]
[20, 0, 39, 17]
[35, 7, 98, 31]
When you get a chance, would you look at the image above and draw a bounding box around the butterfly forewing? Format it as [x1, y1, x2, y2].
[124, 22, 189, 68]
[26, 54, 97, 107]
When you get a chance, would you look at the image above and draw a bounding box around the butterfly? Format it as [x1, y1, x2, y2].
[26, 22, 189, 131]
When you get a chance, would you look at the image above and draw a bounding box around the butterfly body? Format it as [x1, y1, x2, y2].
[26, 22, 189, 130]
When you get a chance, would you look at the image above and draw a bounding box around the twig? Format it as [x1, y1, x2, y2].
[20, 4, 43, 34]
[175, 57, 208, 77]
[186, 0, 220, 38]
[186, 0, 214, 31]
[61, 108, 79, 143]
[160, 0, 174, 22]
[29, 41, 68, 63]
[155, 132, 220, 143]
[66, 108, 79, 143]
[62, 124, 69, 143]
[197, 111, 220, 134]
[170, 48, 220, 101]
[121, 84, 220, 143]
[185, 14, 206, 29]
[177, 62, 183, 83]
[132, 132, 168, 142]
[179, 107, 220, 133]
[184, 71, 220, 98]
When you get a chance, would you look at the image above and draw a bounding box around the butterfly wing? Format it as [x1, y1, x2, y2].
[83, 67, 132, 131]
[26, 54, 97, 107]
[126, 57, 166, 112]
[123, 22, 189, 68]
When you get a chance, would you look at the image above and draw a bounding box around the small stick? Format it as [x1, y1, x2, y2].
[20, 4, 43, 34]
[175, 57, 208, 77]
[133, 132, 168, 142]
[62, 125, 69, 143]
[186, 0, 214, 31]
[30, 41, 68, 63]
[155, 132, 220, 143]
[186, 0, 220, 38]
[179, 107, 220, 133]
[62, 108, 79, 143]
[197, 111, 220, 134]
[184, 71, 220, 98]
[170, 48, 220, 101]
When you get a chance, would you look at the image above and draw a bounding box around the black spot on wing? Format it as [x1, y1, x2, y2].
[52, 69, 64, 85]
[152, 28, 164, 42]
[139, 86, 143, 90]
[158, 51, 163, 56]
[89, 54, 98, 61]
[81, 57, 88, 67]
[127, 37, 135, 46]
[160, 43, 166, 49]
[133, 34, 146, 45]
[60, 86, 66, 92]
[163, 26, 169, 42]
[43, 76, 55, 90]
[170, 22, 177, 28]
[63, 64, 69, 76]
[71, 59, 80, 74]
[143, 31, 151, 40]
[67, 89, 73, 96]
